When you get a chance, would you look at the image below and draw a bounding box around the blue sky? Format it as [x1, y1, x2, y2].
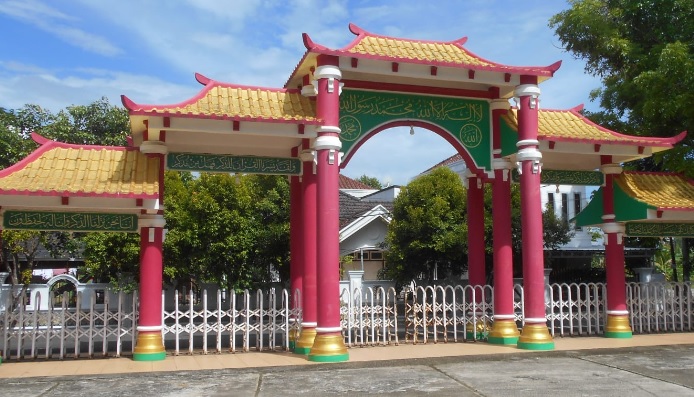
[0, 0, 601, 185]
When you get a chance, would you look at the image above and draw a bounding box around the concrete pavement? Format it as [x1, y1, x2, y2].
[1, 333, 694, 396]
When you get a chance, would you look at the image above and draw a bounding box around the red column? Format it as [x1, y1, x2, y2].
[134, 215, 166, 361]
[294, 142, 318, 354]
[134, 147, 166, 361]
[515, 78, 554, 350]
[288, 148, 303, 349]
[466, 173, 486, 338]
[308, 55, 348, 362]
[601, 159, 632, 338]
[488, 99, 520, 345]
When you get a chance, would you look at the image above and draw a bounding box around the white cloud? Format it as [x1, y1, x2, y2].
[0, 0, 122, 56]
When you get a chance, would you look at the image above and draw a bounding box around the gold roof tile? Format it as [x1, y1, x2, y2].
[124, 83, 318, 123]
[503, 108, 681, 146]
[0, 139, 159, 199]
[616, 172, 694, 210]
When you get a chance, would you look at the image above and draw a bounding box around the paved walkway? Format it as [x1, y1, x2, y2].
[1, 333, 694, 396]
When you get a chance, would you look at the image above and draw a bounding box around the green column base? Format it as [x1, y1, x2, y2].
[133, 351, 167, 361]
[604, 331, 633, 338]
[517, 341, 555, 350]
[294, 346, 311, 355]
[466, 331, 487, 340]
[487, 335, 520, 345]
[289, 341, 296, 350]
[307, 353, 350, 362]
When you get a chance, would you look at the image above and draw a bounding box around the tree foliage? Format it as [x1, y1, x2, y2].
[381, 167, 468, 286]
[551, 0, 694, 280]
[550, 0, 694, 176]
[356, 174, 383, 189]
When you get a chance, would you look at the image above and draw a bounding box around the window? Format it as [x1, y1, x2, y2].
[573, 192, 582, 230]
[547, 192, 555, 212]
[369, 251, 383, 260]
[561, 193, 568, 223]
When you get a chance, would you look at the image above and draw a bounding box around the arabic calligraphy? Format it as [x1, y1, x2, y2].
[3, 211, 138, 232]
[167, 153, 301, 175]
[340, 115, 362, 142]
[626, 222, 694, 237]
[340, 91, 485, 123]
[459, 124, 483, 148]
[512, 170, 604, 185]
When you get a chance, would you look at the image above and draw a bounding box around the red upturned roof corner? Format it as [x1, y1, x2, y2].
[286, 23, 562, 88]
[504, 106, 686, 148]
[122, 74, 320, 124]
[0, 133, 159, 198]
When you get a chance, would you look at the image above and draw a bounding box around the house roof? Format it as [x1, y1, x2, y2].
[504, 106, 685, 147]
[339, 190, 393, 228]
[0, 133, 159, 199]
[339, 174, 373, 190]
[122, 73, 319, 124]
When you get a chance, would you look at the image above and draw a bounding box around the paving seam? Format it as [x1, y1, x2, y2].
[576, 355, 694, 391]
[255, 373, 263, 397]
[430, 364, 487, 396]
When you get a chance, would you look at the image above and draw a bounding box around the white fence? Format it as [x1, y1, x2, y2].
[1, 281, 692, 361]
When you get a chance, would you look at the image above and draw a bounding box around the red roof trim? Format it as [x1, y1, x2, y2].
[125, 110, 322, 125]
[0, 188, 157, 199]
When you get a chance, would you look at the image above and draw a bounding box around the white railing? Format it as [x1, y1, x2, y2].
[1, 290, 137, 360]
[161, 288, 301, 355]
[2, 281, 692, 361]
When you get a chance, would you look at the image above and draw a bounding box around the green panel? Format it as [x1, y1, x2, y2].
[500, 116, 519, 158]
[512, 169, 603, 185]
[3, 211, 138, 232]
[626, 222, 694, 237]
[340, 89, 491, 170]
[167, 153, 301, 175]
[574, 183, 655, 227]
[574, 188, 605, 227]
[613, 181, 654, 221]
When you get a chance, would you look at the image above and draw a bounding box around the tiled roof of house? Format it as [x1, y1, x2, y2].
[420, 153, 463, 175]
[616, 172, 694, 210]
[504, 106, 685, 147]
[339, 174, 373, 190]
[0, 133, 159, 198]
[339, 190, 393, 227]
[122, 73, 319, 124]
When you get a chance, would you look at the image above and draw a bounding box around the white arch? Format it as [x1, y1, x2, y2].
[46, 273, 80, 288]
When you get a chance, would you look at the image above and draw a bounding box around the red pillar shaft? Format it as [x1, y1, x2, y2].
[308, 55, 348, 362]
[289, 172, 303, 310]
[139, 226, 163, 327]
[492, 168, 514, 315]
[488, 100, 519, 345]
[515, 79, 553, 350]
[601, 159, 631, 337]
[301, 158, 317, 329]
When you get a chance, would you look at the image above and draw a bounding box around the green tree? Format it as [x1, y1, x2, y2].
[356, 174, 383, 189]
[163, 172, 290, 292]
[550, 0, 694, 280]
[550, 0, 693, 176]
[381, 167, 468, 286]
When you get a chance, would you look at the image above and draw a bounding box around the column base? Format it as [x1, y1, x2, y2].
[308, 333, 349, 362]
[465, 318, 489, 340]
[488, 319, 520, 345]
[133, 332, 166, 361]
[605, 314, 633, 338]
[517, 323, 554, 350]
[294, 327, 317, 355]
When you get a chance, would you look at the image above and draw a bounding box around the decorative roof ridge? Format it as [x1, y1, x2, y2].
[305, 24, 562, 76]
[123, 75, 301, 112]
[345, 23, 469, 50]
[0, 133, 134, 179]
